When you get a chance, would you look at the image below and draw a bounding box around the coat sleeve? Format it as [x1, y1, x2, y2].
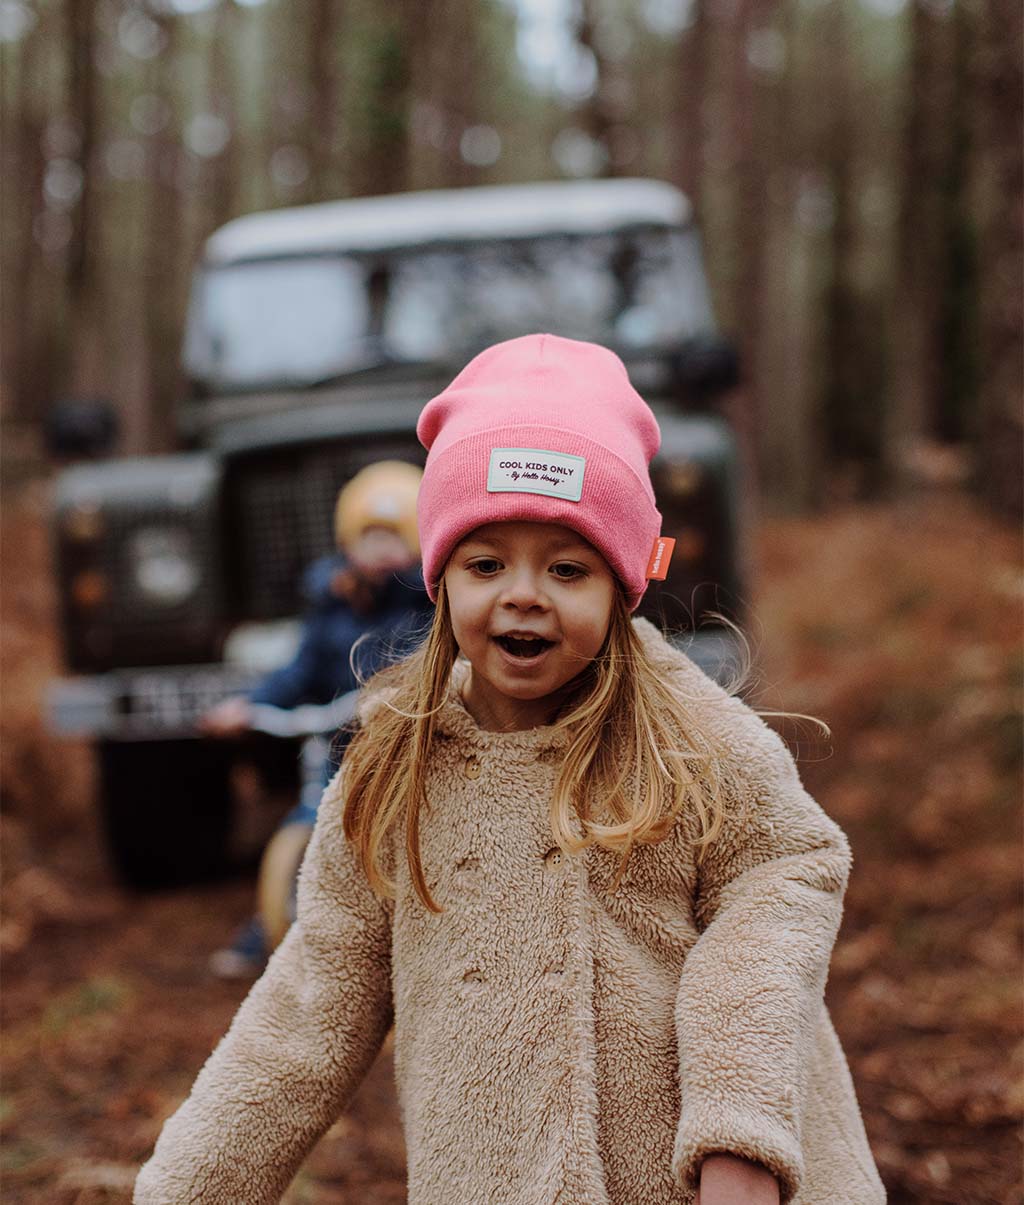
[671, 701, 851, 1205]
[249, 612, 341, 708]
[133, 785, 393, 1204]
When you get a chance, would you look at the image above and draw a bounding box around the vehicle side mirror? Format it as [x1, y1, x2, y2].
[46, 398, 119, 460]
[673, 335, 741, 405]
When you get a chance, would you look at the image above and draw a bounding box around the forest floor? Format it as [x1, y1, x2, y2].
[1, 475, 1021, 1204]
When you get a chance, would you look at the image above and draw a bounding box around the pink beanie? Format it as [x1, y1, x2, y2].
[416, 333, 662, 610]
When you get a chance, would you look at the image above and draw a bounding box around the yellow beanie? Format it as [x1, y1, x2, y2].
[333, 460, 423, 555]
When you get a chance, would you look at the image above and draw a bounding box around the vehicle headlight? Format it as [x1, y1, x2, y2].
[128, 526, 201, 605]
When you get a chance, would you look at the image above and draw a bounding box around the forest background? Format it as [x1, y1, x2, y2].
[1, 0, 1021, 511]
[1, 1, 1022, 1203]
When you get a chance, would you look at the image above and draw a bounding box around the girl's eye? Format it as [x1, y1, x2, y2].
[468, 558, 502, 576]
[550, 562, 586, 580]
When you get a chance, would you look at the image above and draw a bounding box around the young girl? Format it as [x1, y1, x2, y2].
[134, 335, 885, 1205]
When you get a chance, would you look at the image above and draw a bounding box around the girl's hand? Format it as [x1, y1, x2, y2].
[696, 1153, 781, 1205]
[199, 696, 253, 738]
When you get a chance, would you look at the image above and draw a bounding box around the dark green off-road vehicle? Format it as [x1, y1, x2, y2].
[48, 178, 744, 887]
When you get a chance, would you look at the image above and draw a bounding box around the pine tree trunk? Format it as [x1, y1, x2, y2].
[2, 14, 49, 423]
[822, 0, 896, 495]
[673, 1, 707, 216]
[722, 0, 772, 502]
[759, 0, 823, 511]
[354, 0, 414, 196]
[142, 13, 183, 451]
[574, 0, 619, 177]
[975, 0, 1023, 515]
[205, 3, 240, 231]
[64, 0, 105, 396]
[888, 0, 948, 477]
[932, 0, 980, 445]
[308, 0, 342, 199]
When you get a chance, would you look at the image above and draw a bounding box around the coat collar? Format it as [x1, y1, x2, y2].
[434, 658, 571, 753]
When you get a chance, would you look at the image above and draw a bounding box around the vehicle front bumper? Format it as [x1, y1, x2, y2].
[48, 664, 261, 741]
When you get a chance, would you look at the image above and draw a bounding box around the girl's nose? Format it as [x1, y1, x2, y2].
[499, 569, 549, 611]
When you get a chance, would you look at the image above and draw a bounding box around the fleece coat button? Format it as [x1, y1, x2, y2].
[464, 756, 481, 779]
[543, 847, 565, 872]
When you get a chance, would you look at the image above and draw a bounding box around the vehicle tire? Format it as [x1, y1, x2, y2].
[97, 739, 233, 889]
[257, 821, 314, 950]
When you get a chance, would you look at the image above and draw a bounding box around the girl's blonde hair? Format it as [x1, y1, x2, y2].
[336, 580, 733, 914]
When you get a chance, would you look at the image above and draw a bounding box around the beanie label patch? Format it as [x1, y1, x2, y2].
[486, 448, 585, 502]
[646, 536, 676, 580]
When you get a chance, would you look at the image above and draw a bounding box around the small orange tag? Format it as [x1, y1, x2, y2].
[645, 536, 676, 581]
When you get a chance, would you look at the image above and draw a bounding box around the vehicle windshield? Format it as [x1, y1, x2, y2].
[184, 227, 715, 392]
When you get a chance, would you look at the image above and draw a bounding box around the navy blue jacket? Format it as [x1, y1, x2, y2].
[249, 555, 433, 709]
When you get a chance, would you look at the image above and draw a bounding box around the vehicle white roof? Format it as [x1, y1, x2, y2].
[204, 178, 691, 266]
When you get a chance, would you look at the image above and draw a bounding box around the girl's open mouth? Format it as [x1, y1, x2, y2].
[493, 634, 555, 659]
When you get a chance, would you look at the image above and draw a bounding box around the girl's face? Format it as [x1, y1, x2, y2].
[445, 521, 616, 731]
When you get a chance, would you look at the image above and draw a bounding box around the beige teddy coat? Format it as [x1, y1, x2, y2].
[134, 619, 884, 1204]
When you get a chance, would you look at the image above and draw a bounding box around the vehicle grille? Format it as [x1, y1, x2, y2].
[228, 436, 426, 620]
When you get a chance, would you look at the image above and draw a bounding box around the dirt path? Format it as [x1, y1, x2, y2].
[2, 485, 1021, 1203]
